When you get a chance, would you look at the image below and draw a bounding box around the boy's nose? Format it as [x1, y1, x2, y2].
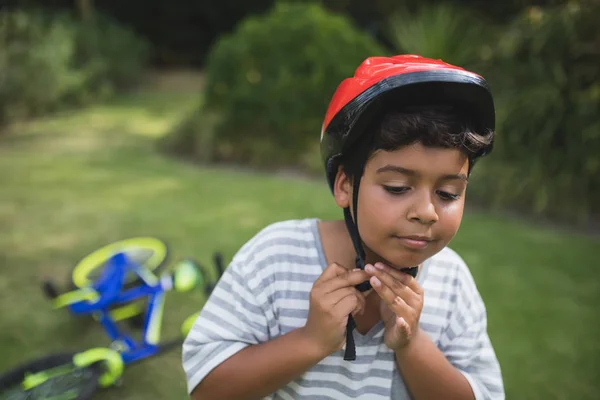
[407, 192, 439, 225]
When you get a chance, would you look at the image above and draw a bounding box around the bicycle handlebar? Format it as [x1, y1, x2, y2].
[40, 251, 227, 308]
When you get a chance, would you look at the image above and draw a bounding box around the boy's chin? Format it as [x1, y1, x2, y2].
[374, 249, 434, 270]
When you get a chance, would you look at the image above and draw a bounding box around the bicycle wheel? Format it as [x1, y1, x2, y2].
[71, 237, 169, 289]
[0, 353, 102, 400]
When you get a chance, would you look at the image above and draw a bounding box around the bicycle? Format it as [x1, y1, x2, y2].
[0, 237, 224, 400]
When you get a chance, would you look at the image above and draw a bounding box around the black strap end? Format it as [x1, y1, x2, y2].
[344, 314, 357, 361]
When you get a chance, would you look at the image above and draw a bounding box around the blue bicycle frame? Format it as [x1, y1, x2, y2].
[66, 252, 174, 364]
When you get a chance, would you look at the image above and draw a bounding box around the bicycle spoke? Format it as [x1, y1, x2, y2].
[0, 364, 96, 400]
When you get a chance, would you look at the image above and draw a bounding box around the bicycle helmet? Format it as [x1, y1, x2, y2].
[320, 55, 495, 360]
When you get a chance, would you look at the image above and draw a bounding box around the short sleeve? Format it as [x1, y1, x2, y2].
[182, 260, 271, 394]
[438, 264, 505, 400]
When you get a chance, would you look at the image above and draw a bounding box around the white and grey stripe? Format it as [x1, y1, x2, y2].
[183, 219, 504, 399]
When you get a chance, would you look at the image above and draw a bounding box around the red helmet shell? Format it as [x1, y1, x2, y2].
[320, 54, 495, 189]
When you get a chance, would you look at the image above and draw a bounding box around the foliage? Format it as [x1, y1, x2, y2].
[0, 10, 83, 124]
[197, 2, 386, 168]
[381, 1, 599, 223]
[470, 2, 600, 222]
[159, 105, 221, 165]
[69, 12, 151, 101]
[0, 8, 149, 125]
[385, 2, 495, 69]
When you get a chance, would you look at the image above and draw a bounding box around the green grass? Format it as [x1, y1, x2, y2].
[0, 87, 598, 400]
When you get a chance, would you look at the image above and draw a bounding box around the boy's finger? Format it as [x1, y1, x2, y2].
[395, 317, 411, 338]
[351, 292, 366, 316]
[370, 275, 414, 318]
[369, 275, 397, 307]
[370, 263, 423, 297]
[366, 264, 412, 299]
[315, 262, 348, 285]
[335, 292, 361, 317]
[323, 270, 371, 294]
[326, 286, 359, 307]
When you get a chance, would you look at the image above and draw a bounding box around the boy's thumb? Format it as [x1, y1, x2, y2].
[397, 317, 410, 336]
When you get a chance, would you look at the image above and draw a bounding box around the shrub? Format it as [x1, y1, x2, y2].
[0, 9, 150, 125]
[160, 105, 221, 165]
[71, 13, 150, 101]
[470, 2, 600, 223]
[0, 10, 83, 124]
[198, 2, 386, 168]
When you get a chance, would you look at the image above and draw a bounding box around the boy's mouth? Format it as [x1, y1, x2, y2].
[393, 235, 433, 250]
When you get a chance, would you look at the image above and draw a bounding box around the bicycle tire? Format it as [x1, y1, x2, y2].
[0, 353, 102, 400]
[71, 237, 169, 289]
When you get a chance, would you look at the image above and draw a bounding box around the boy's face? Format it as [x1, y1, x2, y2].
[334, 142, 469, 269]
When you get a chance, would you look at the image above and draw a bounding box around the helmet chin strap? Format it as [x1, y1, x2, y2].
[341, 174, 418, 361]
[344, 177, 370, 288]
[342, 175, 369, 361]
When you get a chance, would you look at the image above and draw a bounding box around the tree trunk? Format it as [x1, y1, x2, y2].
[76, 0, 94, 21]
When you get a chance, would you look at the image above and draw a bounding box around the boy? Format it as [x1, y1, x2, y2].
[182, 55, 504, 399]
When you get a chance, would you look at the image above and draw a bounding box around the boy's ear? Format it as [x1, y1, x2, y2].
[333, 165, 351, 208]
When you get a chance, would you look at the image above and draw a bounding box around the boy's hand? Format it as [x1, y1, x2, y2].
[365, 262, 424, 352]
[301, 263, 371, 357]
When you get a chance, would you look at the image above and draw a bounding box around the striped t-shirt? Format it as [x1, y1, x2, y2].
[182, 218, 504, 399]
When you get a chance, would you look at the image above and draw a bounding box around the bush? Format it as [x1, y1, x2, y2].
[70, 13, 150, 101]
[0, 10, 83, 124]
[380, 2, 599, 224]
[0, 9, 149, 125]
[160, 105, 221, 165]
[193, 2, 386, 168]
[470, 2, 600, 223]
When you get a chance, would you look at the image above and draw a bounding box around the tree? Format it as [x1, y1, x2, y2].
[76, 0, 93, 20]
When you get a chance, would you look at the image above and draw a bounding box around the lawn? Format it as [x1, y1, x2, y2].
[0, 85, 598, 400]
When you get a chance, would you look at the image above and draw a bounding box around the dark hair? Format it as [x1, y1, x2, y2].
[341, 106, 494, 181]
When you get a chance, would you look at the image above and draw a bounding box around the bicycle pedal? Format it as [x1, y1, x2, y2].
[41, 280, 59, 299]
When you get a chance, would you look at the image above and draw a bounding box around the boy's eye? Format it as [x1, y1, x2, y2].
[383, 185, 409, 195]
[437, 190, 460, 201]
